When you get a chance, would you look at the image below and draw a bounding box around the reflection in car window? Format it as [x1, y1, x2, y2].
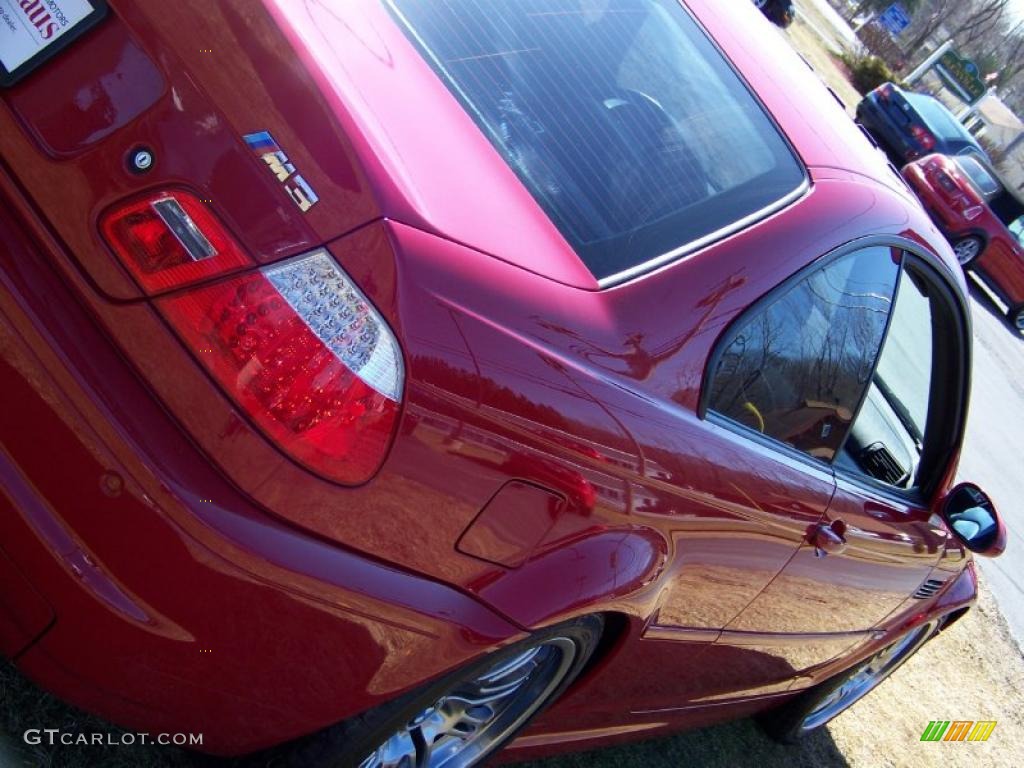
[386, 0, 805, 282]
[707, 248, 900, 462]
[954, 156, 999, 198]
[838, 268, 933, 488]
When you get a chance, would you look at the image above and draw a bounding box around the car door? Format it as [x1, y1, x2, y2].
[977, 211, 1024, 309]
[676, 242, 906, 700]
[724, 247, 967, 686]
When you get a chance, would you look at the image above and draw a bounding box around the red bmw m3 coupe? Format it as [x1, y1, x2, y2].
[0, 1, 1006, 766]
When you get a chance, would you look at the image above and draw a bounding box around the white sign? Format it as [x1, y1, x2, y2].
[0, 0, 96, 73]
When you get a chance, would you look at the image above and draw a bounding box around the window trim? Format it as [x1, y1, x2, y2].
[699, 235, 971, 505]
[832, 251, 971, 503]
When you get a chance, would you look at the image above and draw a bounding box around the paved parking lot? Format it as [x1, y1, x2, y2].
[958, 281, 1024, 650]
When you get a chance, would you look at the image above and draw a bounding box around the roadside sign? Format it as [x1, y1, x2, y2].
[879, 3, 912, 37]
[935, 49, 987, 104]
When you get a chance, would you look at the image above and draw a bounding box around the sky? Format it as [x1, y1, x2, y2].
[1013, 0, 1024, 22]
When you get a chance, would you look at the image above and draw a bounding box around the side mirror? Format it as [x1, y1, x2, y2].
[940, 483, 1006, 557]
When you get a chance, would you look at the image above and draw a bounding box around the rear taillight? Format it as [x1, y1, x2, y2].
[910, 125, 936, 151]
[101, 190, 251, 294]
[159, 249, 404, 485]
[877, 83, 895, 102]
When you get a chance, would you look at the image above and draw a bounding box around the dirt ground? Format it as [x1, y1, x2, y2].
[786, 4, 862, 113]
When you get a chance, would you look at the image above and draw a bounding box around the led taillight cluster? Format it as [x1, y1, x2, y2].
[101, 190, 403, 485]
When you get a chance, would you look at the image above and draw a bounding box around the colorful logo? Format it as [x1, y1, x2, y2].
[243, 131, 319, 213]
[920, 720, 997, 742]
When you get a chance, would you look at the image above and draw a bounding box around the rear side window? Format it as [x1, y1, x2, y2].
[386, 0, 805, 283]
[705, 247, 900, 462]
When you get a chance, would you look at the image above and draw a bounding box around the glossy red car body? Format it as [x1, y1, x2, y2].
[0, 0, 986, 760]
[902, 153, 1024, 314]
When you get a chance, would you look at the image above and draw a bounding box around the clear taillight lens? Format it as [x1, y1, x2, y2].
[100, 190, 251, 294]
[962, 205, 985, 221]
[158, 249, 404, 484]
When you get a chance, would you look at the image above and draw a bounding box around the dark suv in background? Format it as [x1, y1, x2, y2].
[857, 83, 989, 165]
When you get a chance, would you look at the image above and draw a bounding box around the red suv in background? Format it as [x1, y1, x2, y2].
[903, 153, 1024, 330]
[0, 1, 1008, 766]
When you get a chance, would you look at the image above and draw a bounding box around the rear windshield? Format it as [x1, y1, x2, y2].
[954, 156, 999, 198]
[904, 93, 969, 143]
[386, 0, 806, 283]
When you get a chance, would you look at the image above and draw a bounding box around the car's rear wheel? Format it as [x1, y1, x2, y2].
[281, 616, 603, 768]
[759, 621, 937, 743]
[952, 236, 983, 267]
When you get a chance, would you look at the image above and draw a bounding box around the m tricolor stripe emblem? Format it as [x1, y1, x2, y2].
[920, 720, 997, 741]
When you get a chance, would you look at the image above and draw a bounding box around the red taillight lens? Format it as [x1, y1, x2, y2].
[877, 83, 894, 101]
[910, 125, 936, 151]
[159, 250, 404, 484]
[101, 190, 251, 294]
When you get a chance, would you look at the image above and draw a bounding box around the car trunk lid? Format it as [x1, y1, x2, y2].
[0, 0, 379, 301]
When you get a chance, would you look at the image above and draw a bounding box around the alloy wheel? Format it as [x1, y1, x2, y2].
[799, 623, 935, 733]
[953, 237, 982, 266]
[359, 638, 578, 768]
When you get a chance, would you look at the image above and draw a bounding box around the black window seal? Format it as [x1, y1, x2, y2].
[831, 250, 906, 463]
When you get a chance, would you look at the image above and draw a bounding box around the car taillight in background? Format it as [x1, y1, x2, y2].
[101, 190, 251, 294]
[910, 125, 936, 151]
[877, 83, 895, 102]
[159, 250, 404, 485]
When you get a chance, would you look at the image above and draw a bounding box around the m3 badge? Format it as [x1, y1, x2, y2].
[243, 131, 320, 213]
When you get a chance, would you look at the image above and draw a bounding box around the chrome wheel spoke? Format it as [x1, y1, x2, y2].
[800, 625, 933, 733]
[359, 638, 577, 768]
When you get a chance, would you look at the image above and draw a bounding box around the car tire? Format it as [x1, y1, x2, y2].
[952, 236, 983, 267]
[1009, 305, 1024, 333]
[272, 615, 604, 768]
[758, 621, 938, 744]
